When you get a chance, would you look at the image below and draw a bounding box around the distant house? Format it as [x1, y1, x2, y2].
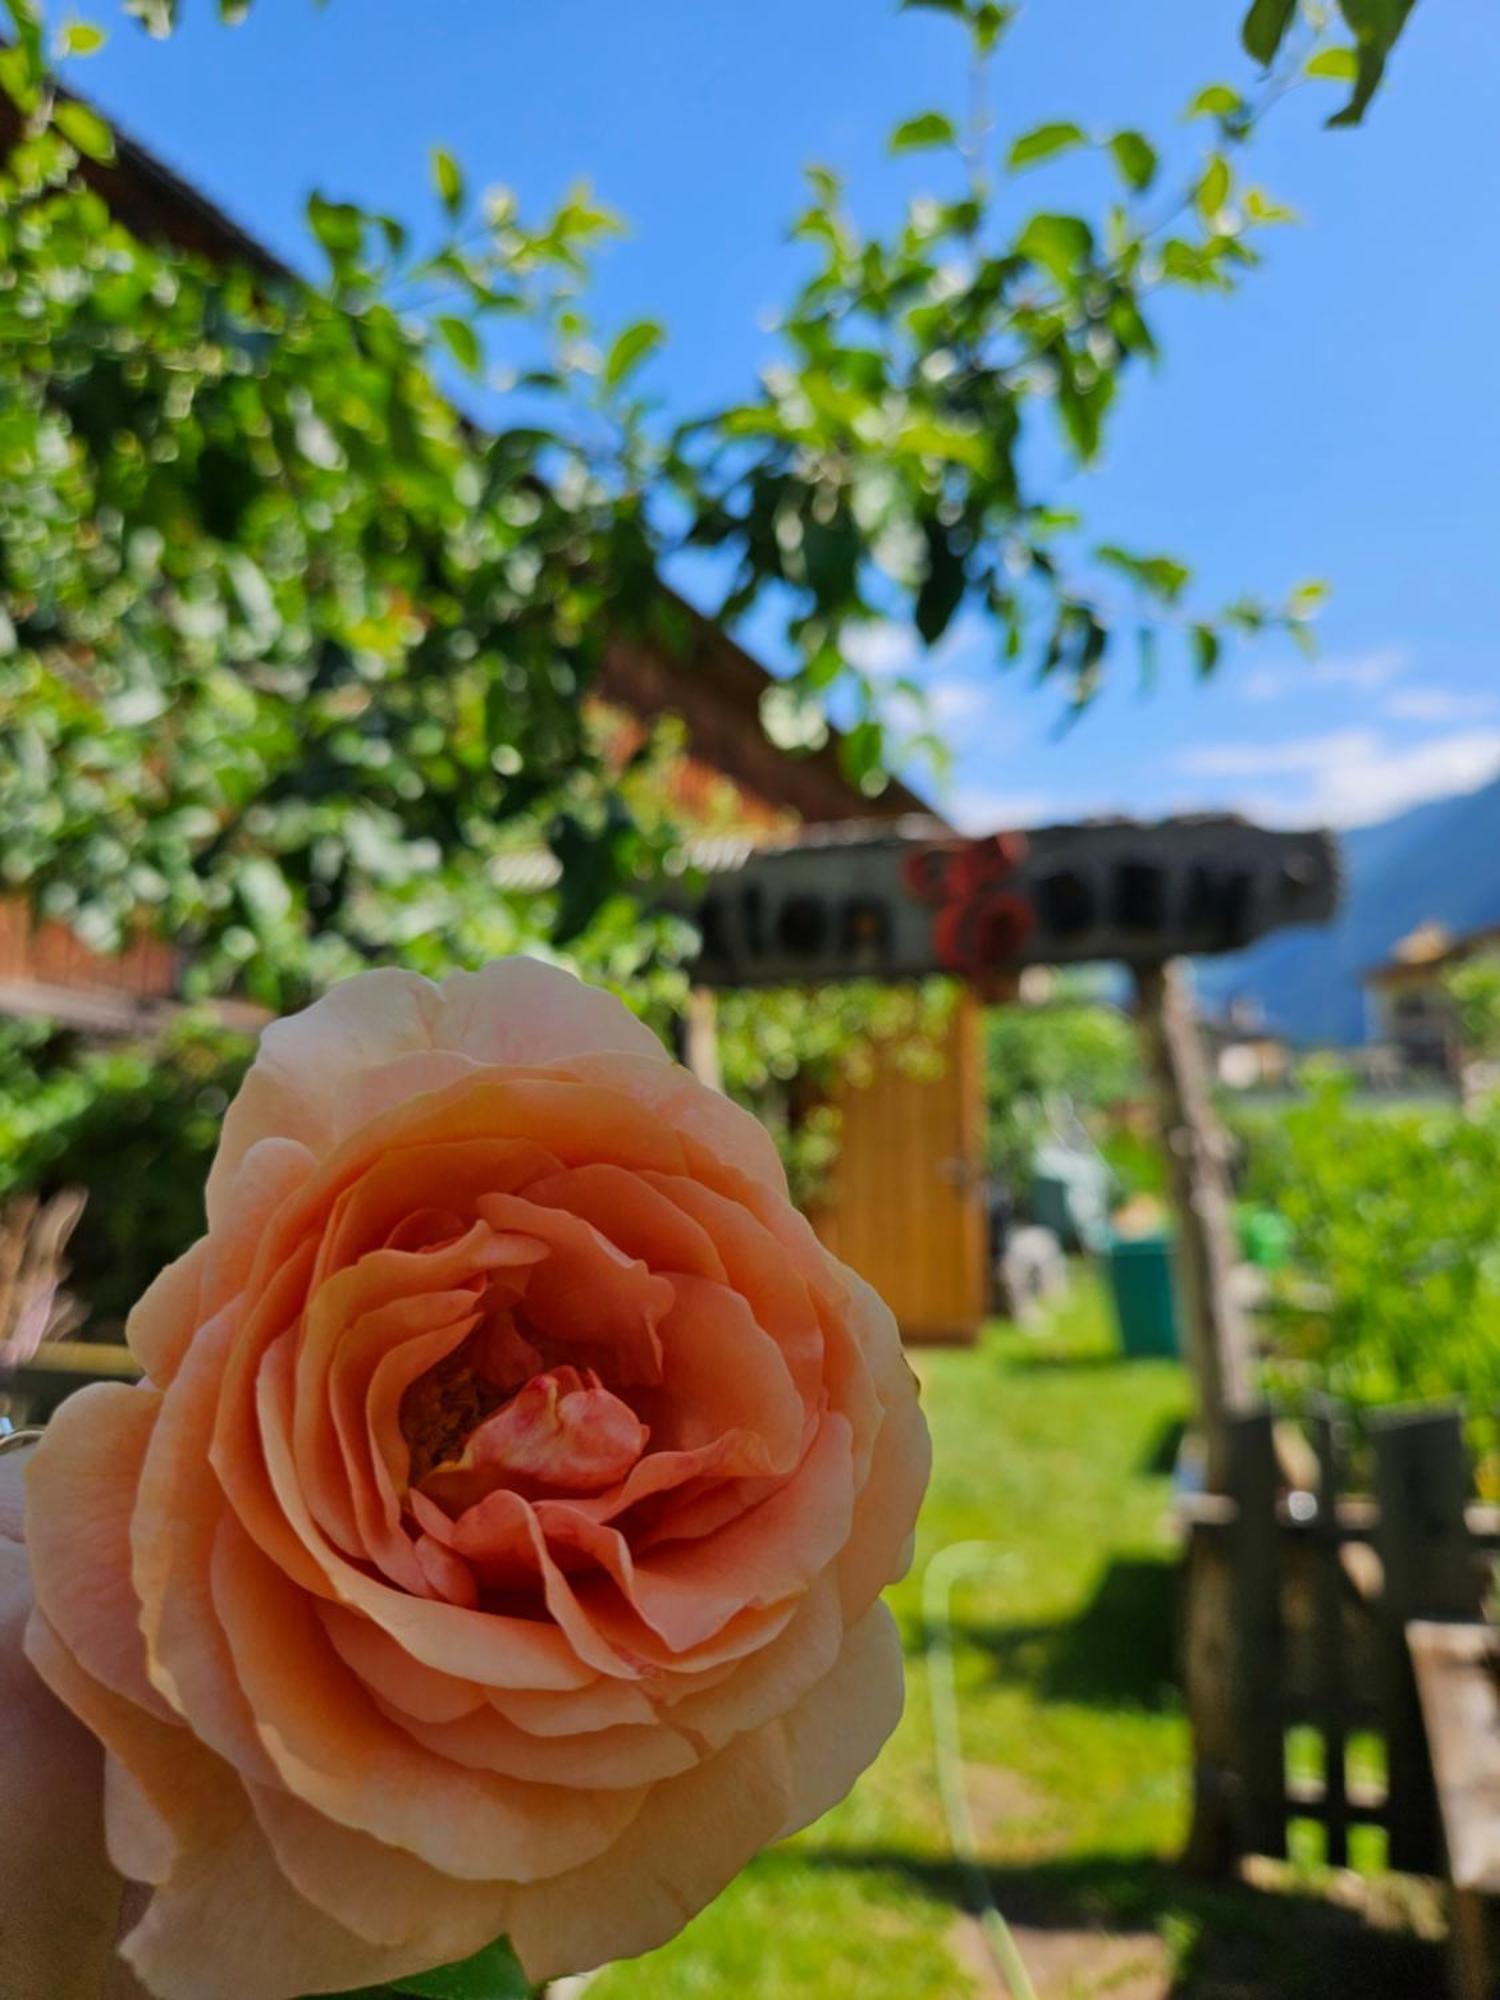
[1, 103, 990, 1344]
[1362, 921, 1500, 1075]
[1199, 1000, 1292, 1092]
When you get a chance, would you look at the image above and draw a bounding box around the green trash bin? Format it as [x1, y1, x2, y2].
[1106, 1231, 1180, 1359]
[1239, 1205, 1292, 1273]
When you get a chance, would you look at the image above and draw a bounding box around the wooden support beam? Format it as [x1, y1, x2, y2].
[1132, 958, 1253, 1494]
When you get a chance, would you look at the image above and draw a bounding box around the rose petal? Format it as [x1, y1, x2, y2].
[25, 1380, 173, 1720]
[504, 1721, 796, 1984]
[209, 1513, 648, 1881]
[209, 962, 666, 1223]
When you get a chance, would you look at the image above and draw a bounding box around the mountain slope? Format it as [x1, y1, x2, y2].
[1196, 774, 1500, 1045]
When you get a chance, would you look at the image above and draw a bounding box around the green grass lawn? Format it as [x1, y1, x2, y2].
[589, 1272, 1444, 2000]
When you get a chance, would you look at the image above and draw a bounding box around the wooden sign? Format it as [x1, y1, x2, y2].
[688, 815, 1339, 989]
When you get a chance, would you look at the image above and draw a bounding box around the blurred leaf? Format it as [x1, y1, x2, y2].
[307, 193, 363, 261]
[1328, 0, 1418, 126]
[1107, 129, 1158, 193]
[1016, 210, 1094, 284]
[54, 98, 115, 162]
[0, 42, 42, 110]
[915, 518, 967, 644]
[890, 110, 959, 154]
[1185, 82, 1244, 120]
[434, 314, 482, 376]
[56, 18, 107, 55]
[431, 146, 465, 216]
[1195, 153, 1231, 221]
[603, 317, 664, 389]
[971, 2, 1016, 53]
[1245, 185, 1298, 223]
[1241, 0, 1298, 65]
[1191, 624, 1221, 677]
[1006, 121, 1086, 171]
[389, 1936, 530, 1999]
[1305, 44, 1359, 79]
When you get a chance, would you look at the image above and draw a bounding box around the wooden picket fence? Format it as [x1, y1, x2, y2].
[1182, 1401, 1500, 1876]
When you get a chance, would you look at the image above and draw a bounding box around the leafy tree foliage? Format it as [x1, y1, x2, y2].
[0, 3, 680, 1003]
[0, 0, 1420, 1002]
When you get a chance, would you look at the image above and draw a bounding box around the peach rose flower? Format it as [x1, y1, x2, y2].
[24, 961, 930, 2000]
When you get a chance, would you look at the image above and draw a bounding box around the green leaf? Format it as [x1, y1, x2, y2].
[1195, 154, 1231, 222]
[1191, 623, 1221, 678]
[56, 18, 107, 56]
[1107, 130, 1158, 193]
[1244, 185, 1298, 224]
[431, 146, 465, 217]
[1006, 121, 1086, 172]
[1305, 44, 1359, 79]
[1288, 577, 1328, 617]
[971, 2, 1016, 54]
[1241, 0, 1298, 66]
[915, 517, 967, 644]
[889, 110, 959, 154]
[0, 43, 41, 112]
[1016, 211, 1094, 285]
[1096, 546, 1190, 603]
[390, 1936, 530, 2000]
[54, 97, 115, 163]
[1327, 0, 1418, 128]
[1185, 83, 1244, 121]
[307, 193, 364, 262]
[602, 317, 664, 389]
[434, 314, 482, 376]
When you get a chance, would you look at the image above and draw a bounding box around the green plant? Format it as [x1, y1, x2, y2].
[0, 1013, 255, 1326]
[1446, 953, 1500, 1063]
[984, 999, 1142, 1194]
[1247, 1074, 1500, 1471]
[717, 981, 957, 1208]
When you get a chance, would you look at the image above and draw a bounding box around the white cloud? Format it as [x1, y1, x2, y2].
[842, 610, 986, 682]
[1178, 726, 1500, 827]
[1239, 645, 1408, 703]
[1384, 687, 1498, 723]
[948, 785, 1059, 834]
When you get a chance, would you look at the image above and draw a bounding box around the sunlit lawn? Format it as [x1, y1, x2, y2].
[588, 1270, 1446, 2000]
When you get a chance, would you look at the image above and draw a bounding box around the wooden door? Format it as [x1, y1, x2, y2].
[812, 991, 986, 1344]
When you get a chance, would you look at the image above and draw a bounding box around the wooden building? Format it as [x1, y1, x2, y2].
[1362, 921, 1500, 1077]
[0, 103, 991, 1345]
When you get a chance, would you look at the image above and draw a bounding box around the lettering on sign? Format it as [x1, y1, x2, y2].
[689, 817, 1339, 989]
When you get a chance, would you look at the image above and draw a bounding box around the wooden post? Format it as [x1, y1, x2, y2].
[1372, 1405, 1477, 1875]
[1132, 958, 1253, 1493]
[1227, 1408, 1288, 1859]
[1309, 1398, 1351, 1869]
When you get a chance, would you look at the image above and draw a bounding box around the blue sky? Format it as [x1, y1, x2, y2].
[70, 0, 1500, 835]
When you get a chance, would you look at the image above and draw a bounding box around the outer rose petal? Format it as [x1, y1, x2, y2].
[208, 961, 666, 1223]
[1, 1456, 147, 2000]
[775, 1602, 906, 1840]
[834, 1268, 934, 1623]
[25, 1381, 172, 1718]
[504, 1723, 797, 1983]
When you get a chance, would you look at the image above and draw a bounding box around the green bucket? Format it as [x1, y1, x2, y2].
[1106, 1231, 1180, 1359]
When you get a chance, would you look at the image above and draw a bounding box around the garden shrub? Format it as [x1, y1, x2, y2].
[1248, 1072, 1500, 1472]
[0, 1015, 256, 1332]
